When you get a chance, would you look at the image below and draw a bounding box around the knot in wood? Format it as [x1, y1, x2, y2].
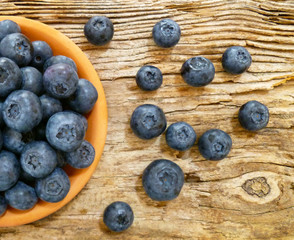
[242, 177, 270, 198]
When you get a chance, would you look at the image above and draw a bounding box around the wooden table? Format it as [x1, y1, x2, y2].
[1, 0, 294, 239]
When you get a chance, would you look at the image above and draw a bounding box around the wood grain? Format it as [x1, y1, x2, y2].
[1, 0, 294, 239]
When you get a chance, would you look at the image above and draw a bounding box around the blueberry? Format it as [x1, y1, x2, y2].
[0, 20, 21, 41]
[43, 55, 77, 73]
[63, 110, 88, 132]
[34, 121, 47, 141]
[238, 100, 269, 131]
[43, 63, 79, 99]
[35, 167, 70, 203]
[166, 122, 196, 151]
[5, 181, 38, 210]
[0, 102, 4, 126]
[0, 195, 7, 216]
[65, 140, 95, 169]
[84, 16, 114, 46]
[0, 151, 20, 191]
[40, 94, 63, 120]
[20, 169, 35, 184]
[31, 41, 53, 70]
[152, 19, 181, 48]
[0, 33, 33, 67]
[3, 90, 42, 133]
[222, 46, 252, 74]
[3, 127, 35, 154]
[20, 66, 43, 95]
[181, 56, 215, 87]
[66, 78, 98, 114]
[103, 201, 134, 232]
[198, 129, 232, 161]
[0, 57, 22, 98]
[130, 104, 166, 140]
[136, 65, 163, 91]
[46, 111, 86, 152]
[56, 150, 67, 168]
[142, 159, 184, 201]
[20, 141, 57, 178]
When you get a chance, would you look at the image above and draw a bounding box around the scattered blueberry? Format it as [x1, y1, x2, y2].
[130, 104, 166, 140]
[20, 141, 57, 179]
[65, 140, 95, 169]
[5, 181, 38, 210]
[35, 167, 70, 203]
[152, 19, 181, 48]
[31, 41, 53, 70]
[198, 129, 232, 161]
[0, 33, 33, 67]
[0, 195, 7, 216]
[181, 56, 215, 87]
[43, 55, 77, 73]
[0, 151, 20, 191]
[166, 122, 196, 151]
[84, 16, 114, 46]
[3, 127, 35, 154]
[136, 65, 163, 91]
[0, 20, 21, 41]
[0, 57, 22, 98]
[20, 66, 43, 95]
[222, 46, 252, 74]
[40, 94, 63, 120]
[46, 111, 86, 152]
[103, 201, 134, 232]
[142, 159, 184, 201]
[3, 90, 42, 133]
[43, 63, 79, 99]
[66, 78, 98, 114]
[238, 100, 269, 131]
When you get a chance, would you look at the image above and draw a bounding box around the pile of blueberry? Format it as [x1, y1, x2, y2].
[0, 19, 98, 215]
[83, 16, 270, 232]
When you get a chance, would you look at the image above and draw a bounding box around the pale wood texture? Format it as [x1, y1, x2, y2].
[1, 0, 294, 239]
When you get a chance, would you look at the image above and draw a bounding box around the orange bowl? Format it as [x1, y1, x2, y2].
[0, 16, 108, 227]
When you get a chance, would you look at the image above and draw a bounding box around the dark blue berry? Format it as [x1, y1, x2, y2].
[222, 46, 252, 74]
[198, 129, 232, 161]
[181, 56, 215, 87]
[136, 65, 162, 91]
[43, 55, 77, 73]
[84, 16, 114, 46]
[66, 78, 98, 114]
[142, 159, 184, 201]
[152, 19, 181, 48]
[31, 41, 53, 70]
[56, 150, 67, 168]
[20, 141, 57, 179]
[130, 104, 166, 140]
[43, 63, 79, 99]
[166, 122, 196, 151]
[3, 127, 35, 154]
[0, 33, 33, 67]
[20, 169, 35, 184]
[63, 110, 88, 132]
[35, 167, 70, 203]
[0, 57, 22, 98]
[0, 102, 4, 127]
[0, 151, 20, 191]
[5, 181, 38, 210]
[40, 94, 63, 120]
[238, 100, 269, 131]
[0, 195, 7, 216]
[3, 90, 42, 133]
[46, 111, 86, 152]
[34, 121, 47, 141]
[103, 201, 134, 232]
[65, 140, 95, 169]
[0, 20, 21, 41]
[20, 66, 43, 95]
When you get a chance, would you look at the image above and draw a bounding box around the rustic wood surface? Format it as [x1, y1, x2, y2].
[1, 0, 294, 239]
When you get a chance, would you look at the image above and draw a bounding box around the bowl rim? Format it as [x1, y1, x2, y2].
[0, 16, 108, 227]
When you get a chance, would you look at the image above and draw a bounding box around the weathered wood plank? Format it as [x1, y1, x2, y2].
[1, 0, 294, 239]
